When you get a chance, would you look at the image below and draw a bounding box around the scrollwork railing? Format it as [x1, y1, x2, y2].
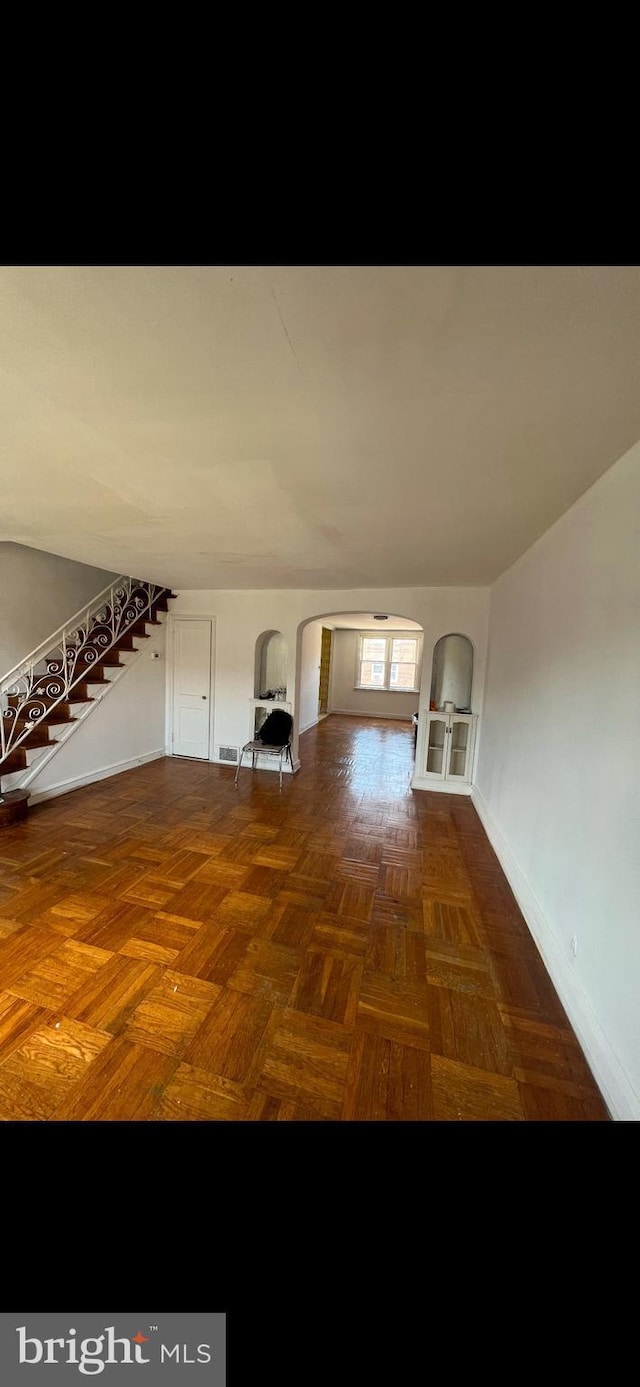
[1, 576, 169, 768]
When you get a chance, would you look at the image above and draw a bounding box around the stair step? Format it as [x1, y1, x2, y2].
[112, 636, 139, 651]
[77, 647, 124, 663]
[16, 711, 76, 727]
[13, 727, 55, 749]
[74, 649, 123, 664]
[70, 664, 108, 681]
[7, 699, 75, 721]
[80, 671, 109, 684]
[0, 749, 28, 774]
[0, 790, 30, 826]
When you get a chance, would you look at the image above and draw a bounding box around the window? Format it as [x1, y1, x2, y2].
[356, 633, 422, 691]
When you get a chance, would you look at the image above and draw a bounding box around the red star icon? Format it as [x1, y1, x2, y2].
[132, 1333, 150, 1344]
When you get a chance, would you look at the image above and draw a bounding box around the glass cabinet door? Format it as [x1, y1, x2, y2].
[447, 716, 471, 779]
[426, 716, 447, 776]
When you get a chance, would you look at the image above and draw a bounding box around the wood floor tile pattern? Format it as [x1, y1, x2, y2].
[0, 716, 609, 1121]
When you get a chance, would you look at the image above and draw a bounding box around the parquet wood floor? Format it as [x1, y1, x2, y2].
[0, 716, 609, 1120]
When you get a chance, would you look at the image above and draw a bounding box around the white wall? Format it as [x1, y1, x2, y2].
[0, 542, 118, 675]
[329, 628, 419, 719]
[168, 586, 489, 773]
[474, 440, 640, 1120]
[26, 623, 167, 802]
[299, 620, 323, 732]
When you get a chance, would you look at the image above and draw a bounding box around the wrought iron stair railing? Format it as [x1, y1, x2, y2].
[0, 576, 171, 785]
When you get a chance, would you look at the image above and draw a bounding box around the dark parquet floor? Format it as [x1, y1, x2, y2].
[0, 715, 609, 1120]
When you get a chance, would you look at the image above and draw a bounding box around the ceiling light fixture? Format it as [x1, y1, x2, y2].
[373, 614, 388, 620]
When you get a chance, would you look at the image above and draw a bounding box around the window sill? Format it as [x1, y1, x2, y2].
[354, 687, 420, 694]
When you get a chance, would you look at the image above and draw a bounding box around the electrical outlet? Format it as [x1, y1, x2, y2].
[570, 935, 578, 958]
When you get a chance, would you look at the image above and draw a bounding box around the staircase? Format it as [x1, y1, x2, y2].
[0, 577, 175, 815]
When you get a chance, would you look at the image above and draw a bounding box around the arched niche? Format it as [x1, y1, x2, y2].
[255, 630, 288, 699]
[430, 633, 473, 711]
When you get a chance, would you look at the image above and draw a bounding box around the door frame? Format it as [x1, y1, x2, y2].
[165, 615, 216, 761]
[318, 625, 333, 716]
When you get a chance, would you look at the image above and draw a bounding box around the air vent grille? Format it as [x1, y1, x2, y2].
[219, 746, 238, 763]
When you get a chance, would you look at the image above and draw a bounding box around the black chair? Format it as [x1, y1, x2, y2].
[234, 709, 294, 791]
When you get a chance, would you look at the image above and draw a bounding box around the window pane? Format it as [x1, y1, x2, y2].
[360, 661, 385, 687]
[390, 662, 417, 689]
[391, 638, 418, 663]
[361, 637, 387, 662]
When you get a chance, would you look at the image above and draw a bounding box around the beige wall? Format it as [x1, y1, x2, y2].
[475, 440, 640, 1119]
[0, 542, 118, 675]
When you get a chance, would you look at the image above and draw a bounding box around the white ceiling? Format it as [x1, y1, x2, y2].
[2, 264, 640, 590]
[325, 613, 422, 630]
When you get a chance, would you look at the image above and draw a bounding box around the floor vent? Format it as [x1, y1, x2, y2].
[219, 746, 238, 763]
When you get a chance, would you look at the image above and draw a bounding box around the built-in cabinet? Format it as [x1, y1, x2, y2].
[424, 712, 476, 784]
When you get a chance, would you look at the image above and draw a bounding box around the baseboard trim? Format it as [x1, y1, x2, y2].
[299, 716, 321, 734]
[29, 750, 166, 805]
[411, 776, 471, 795]
[326, 710, 410, 721]
[471, 785, 638, 1122]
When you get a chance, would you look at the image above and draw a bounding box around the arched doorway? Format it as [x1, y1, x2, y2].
[294, 610, 424, 780]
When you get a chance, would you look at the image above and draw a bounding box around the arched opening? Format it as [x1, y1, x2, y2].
[294, 610, 424, 780]
[253, 629, 290, 739]
[430, 633, 474, 712]
[254, 629, 288, 700]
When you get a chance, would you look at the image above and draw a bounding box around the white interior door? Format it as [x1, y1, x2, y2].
[172, 619, 212, 759]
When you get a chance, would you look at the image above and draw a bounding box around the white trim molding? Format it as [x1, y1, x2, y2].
[329, 708, 415, 722]
[411, 776, 472, 795]
[298, 715, 321, 735]
[471, 785, 638, 1122]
